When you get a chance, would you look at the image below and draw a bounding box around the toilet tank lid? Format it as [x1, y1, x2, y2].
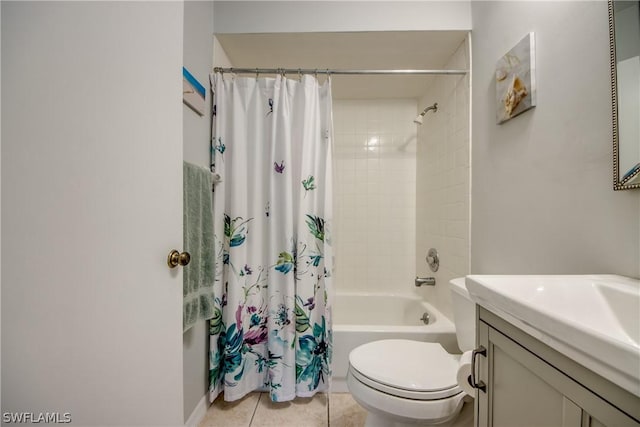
[449, 277, 470, 299]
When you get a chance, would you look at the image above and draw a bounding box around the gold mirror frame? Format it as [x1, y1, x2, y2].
[609, 0, 640, 190]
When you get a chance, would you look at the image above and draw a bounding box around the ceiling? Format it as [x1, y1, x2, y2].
[216, 31, 468, 99]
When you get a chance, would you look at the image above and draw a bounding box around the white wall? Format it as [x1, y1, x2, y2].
[213, 36, 234, 69]
[0, 2, 3, 410]
[415, 37, 470, 320]
[471, 1, 640, 277]
[2, 2, 184, 424]
[183, 2, 214, 168]
[213, 1, 471, 34]
[182, 0, 214, 423]
[333, 99, 417, 294]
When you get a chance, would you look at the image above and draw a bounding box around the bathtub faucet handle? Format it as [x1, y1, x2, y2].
[415, 276, 436, 287]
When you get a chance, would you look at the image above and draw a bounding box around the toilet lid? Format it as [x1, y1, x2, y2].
[349, 339, 462, 399]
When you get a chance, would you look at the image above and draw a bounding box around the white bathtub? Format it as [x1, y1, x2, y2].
[330, 292, 457, 392]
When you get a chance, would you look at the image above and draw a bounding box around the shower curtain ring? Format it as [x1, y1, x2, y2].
[298, 69, 302, 81]
[255, 68, 259, 79]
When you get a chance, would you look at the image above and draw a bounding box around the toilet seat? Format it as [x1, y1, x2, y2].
[347, 369, 466, 425]
[348, 339, 463, 400]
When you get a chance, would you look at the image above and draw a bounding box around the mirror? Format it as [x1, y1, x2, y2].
[609, 0, 640, 190]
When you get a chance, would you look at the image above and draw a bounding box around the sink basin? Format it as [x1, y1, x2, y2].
[596, 282, 640, 346]
[465, 274, 640, 397]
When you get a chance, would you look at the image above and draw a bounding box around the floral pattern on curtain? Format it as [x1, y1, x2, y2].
[209, 72, 333, 403]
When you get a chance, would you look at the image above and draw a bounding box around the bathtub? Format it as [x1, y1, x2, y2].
[330, 292, 457, 392]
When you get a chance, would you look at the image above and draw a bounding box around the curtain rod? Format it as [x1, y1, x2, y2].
[213, 67, 468, 76]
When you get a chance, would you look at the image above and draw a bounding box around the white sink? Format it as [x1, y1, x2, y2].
[465, 274, 640, 397]
[596, 282, 640, 346]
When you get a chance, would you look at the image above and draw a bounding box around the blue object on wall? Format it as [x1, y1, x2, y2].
[183, 67, 206, 116]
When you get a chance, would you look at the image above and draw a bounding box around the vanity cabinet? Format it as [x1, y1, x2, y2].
[474, 307, 640, 427]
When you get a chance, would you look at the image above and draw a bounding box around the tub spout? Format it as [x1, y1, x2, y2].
[415, 276, 436, 287]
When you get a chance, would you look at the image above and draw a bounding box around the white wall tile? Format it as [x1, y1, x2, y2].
[415, 37, 471, 320]
[333, 99, 418, 294]
[332, 58, 471, 307]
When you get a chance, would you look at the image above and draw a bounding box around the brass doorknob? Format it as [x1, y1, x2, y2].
[167, 250, 191, 268]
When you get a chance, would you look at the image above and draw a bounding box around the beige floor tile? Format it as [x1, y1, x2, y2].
[199, 392, 261, 427]
[329, 393, 367, 427]
[250, 393, 329, 427]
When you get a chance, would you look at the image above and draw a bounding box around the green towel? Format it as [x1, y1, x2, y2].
[183, 161, 215, 332]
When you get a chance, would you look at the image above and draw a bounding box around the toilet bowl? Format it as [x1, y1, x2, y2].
[346, 278, 475, 427]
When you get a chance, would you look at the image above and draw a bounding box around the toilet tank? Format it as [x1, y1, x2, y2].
[449, 278, 476, 352]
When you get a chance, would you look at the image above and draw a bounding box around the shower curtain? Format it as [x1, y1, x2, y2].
[209, 72, 333, 403]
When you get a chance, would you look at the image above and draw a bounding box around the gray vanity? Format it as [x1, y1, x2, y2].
[465, 275, 640, 427]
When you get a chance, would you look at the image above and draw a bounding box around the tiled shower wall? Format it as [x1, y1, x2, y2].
[333, 99, 418, 294]
[415, 37, 471, 320]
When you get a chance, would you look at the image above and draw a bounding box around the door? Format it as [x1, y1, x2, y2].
[2, 2, 185, 425]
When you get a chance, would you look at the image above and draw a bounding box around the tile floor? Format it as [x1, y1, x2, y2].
[198, 392, 367, 427]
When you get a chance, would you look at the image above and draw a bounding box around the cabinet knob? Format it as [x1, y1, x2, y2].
[470, 345, 487, 393]
[167, 250, 191, 268]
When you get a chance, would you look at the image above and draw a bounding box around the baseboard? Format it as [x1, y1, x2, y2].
[331, 377, 348, 393]
[185, 394, 209, 427]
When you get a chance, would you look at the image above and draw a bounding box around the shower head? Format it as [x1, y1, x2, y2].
[413, 102, 438, 125]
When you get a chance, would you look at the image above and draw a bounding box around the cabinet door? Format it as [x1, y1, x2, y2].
[476, 319, 638, 427]
[475, 321, 580, 427]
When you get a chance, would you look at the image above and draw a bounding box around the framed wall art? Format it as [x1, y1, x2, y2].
[183, 67, 206, 116]
[496, 32, 536, 124]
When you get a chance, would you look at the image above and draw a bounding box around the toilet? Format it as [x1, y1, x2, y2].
[346, 278, 476, 427]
